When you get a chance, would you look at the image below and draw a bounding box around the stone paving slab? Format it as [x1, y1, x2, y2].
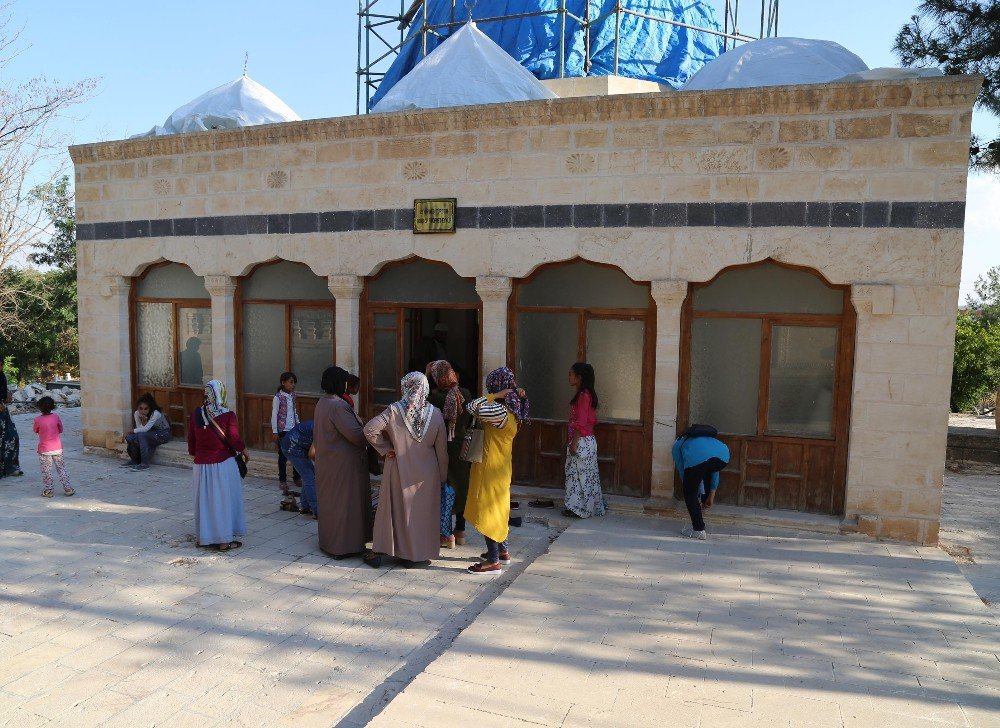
[371, 516, 1000, 727]
[942, 465, 1000, 611]
[0, 409, 555, 727]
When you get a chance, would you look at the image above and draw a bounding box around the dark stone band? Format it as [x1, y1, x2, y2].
[77, 200, 966, 241]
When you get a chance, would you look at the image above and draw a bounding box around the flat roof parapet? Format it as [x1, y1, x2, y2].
[69, 75, 983, 165]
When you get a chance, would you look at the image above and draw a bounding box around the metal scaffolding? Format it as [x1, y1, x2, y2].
[357, 0, 780, 114]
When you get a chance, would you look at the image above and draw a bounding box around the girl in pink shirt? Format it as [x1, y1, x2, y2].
[32, 396, 74, 497]
[563, 362, 605, 519]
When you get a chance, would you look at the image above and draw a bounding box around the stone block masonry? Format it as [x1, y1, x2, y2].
[70, 74, 982, 544]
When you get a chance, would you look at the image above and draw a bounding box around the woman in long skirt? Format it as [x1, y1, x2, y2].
[313, 366, 371, 560]
[187, 380, 248, 552]
[0, 367, 22, 478]
[364, 372, 448, 568]
[427, 360, 472, 548]
[563, 363, 606, 519]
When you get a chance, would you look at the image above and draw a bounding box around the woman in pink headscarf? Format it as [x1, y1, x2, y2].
[363, 372, 448, 568]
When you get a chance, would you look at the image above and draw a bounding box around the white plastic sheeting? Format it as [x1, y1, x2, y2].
[132, 75, 300, 137]
[371, 22, 558, 114]
[683, 37, 868, 91]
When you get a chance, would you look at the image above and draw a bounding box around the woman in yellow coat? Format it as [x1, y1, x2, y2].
[465, 367, 529, 575]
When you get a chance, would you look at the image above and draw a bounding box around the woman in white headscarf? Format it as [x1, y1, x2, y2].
[187, 380, 248, 552]
[363, 372, 448, 568]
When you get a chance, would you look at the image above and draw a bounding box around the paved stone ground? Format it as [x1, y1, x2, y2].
[374, 517, 1000, 727]
[942, 464, 1000, 612]
[2, 407, 999, 727]
[0, 408, 555, 727]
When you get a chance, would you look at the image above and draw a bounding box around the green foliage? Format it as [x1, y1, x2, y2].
[0, 268, 78, 383]
[894, 0, 1000, 173]
[951, 311, 1000, 411]
[966, 265, 1000, 321]
[0, 174, 79, 384]
[2, 355, 18, 384]
[28, 175, 76, 271]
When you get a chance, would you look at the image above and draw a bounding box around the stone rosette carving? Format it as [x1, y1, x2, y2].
[402, 161, 427, 181]
[565, 152, 596, 175]
[152, 179, 171, 196]
[266, 170, 289, 189]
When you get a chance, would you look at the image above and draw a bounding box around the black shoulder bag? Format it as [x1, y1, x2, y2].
[205, 409, 248, 479]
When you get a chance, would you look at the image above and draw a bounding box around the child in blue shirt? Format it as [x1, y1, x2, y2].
[671, 425, 730, 540]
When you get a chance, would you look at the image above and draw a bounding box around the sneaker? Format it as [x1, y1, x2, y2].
[468, 561, 502, 575]
[680, 526, 707, 540]
[480, 551, 511, 565]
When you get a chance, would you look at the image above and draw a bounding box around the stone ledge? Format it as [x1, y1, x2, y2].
[948, 426, 1000, 465]
[68, 75, 983, 164]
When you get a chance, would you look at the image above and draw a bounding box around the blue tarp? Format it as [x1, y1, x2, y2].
[369, 1, 725, 109]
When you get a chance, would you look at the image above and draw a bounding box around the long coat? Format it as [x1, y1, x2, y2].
[314, 395, 371, 557]
[364, 405, 448, 562]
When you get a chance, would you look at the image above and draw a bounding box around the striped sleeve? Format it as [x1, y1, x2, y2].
[467, 395, 508, 430]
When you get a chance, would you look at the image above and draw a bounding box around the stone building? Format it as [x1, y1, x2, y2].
[70, 74, 981, 544]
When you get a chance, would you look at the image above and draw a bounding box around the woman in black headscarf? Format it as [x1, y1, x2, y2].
[313, 366, 372, 559]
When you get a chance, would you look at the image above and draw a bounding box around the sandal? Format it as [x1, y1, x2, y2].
[42, 488, 53, 498]
[216, 541, 242, 552]
[528, 499, 555, 509]
[63, 487, 75, 497]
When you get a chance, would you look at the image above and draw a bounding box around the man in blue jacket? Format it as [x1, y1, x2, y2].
[671, 425, 730, 540]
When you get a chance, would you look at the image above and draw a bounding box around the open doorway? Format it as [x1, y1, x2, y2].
[362, 260, 482, 417]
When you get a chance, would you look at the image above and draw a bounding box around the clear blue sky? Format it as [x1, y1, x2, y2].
[5, 0, 997, 297]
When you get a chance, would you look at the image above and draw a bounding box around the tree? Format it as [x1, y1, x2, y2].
[28, 175, 75, 271]
[893, 1, 1000, 173]
[951, 312, 1000, 412]
[0, 10, 95, 337]
[962, 265, 1000, 426]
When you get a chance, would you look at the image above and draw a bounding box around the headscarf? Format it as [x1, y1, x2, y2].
[485, 367, 529, 423]
[394, 371, 433, 441]
[428, 360, 464, 441]
[197, 379, 229, 428]
[321, 366, 349, 397]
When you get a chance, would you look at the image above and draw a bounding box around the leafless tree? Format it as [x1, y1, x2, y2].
[0, 6, 96, 336]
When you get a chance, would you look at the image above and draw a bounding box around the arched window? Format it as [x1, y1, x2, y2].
[689, 262, 844, 437]
[511, 260, 654, 498]
[240, 261, 335, 449]
[680, 260, 855, 515]
[132, 263, 212, 435]
[515, 260, 650, 421]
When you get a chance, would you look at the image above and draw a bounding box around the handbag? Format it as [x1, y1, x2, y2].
[459, 415, 484, 463]
[205, 409, 248, 479]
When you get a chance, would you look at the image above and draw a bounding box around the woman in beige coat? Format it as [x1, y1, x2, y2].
[363, 372, 448, 568]
[314, 366, 371, 560]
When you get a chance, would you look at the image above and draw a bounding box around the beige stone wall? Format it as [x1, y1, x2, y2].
[71, 75, 981, 543]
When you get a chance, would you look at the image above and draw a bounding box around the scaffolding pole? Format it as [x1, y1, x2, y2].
[357, 0, 781, 114]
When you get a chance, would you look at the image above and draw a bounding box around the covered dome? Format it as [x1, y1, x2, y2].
[370, 0, 725, 110]
[372, 22, 558, 113]
[132, 75, 300, 137]
[683, 37, 868, 91]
